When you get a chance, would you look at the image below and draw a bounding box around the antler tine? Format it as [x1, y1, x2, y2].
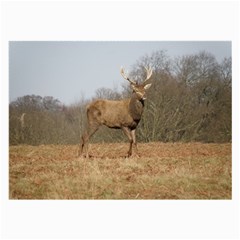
[143, 66, 153, 83]
[120, 66, 136, 85]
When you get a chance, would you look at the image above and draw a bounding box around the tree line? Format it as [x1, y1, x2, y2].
[9, 50, 231, 145]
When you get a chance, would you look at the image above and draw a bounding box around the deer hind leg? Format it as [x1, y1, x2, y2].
[78, 124, 100, 158]
[78, 131, 88, 157]
[122, 127, 133, 157]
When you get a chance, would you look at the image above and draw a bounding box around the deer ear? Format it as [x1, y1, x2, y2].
[144, 83, 152, 90]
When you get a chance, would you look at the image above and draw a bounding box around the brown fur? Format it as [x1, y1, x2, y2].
[78, 68, 152, 158]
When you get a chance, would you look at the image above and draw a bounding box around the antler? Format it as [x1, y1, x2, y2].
[143, 66, 153, 83]
[120, 67, 136, 85]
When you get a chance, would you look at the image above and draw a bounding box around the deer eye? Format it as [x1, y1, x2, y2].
[136, 91, 144, 98]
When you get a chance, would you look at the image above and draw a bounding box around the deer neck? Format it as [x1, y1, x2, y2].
[129, 93, 144, 121]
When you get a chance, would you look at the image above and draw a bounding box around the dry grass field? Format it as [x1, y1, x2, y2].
[9, 142, 231, 199]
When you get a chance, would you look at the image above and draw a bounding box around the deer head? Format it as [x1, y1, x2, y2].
[120, 66, 152, 100]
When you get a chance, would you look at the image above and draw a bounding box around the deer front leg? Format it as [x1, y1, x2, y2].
[122, 127, 133, 157]
[131, 129, 139, 157]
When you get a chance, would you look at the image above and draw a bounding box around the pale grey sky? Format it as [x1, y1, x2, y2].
[9, 41, 231, 105]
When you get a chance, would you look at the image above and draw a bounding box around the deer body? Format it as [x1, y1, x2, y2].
[88, 94, 143, 129]
[78, 67, 152, 158]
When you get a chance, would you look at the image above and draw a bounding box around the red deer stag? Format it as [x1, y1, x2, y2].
[78, 66, 153, 158]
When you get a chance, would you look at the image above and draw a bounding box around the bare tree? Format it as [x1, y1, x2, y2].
[9, 51, 231, 146]
[78, 66, 153, 158]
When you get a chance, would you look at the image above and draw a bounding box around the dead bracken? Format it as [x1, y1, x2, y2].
[9, 142, 231, 199]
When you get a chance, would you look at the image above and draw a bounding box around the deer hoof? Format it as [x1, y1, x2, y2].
[129, 152, 140, 158]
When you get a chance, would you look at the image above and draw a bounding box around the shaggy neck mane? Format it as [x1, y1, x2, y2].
[129, 93, 144, 121]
